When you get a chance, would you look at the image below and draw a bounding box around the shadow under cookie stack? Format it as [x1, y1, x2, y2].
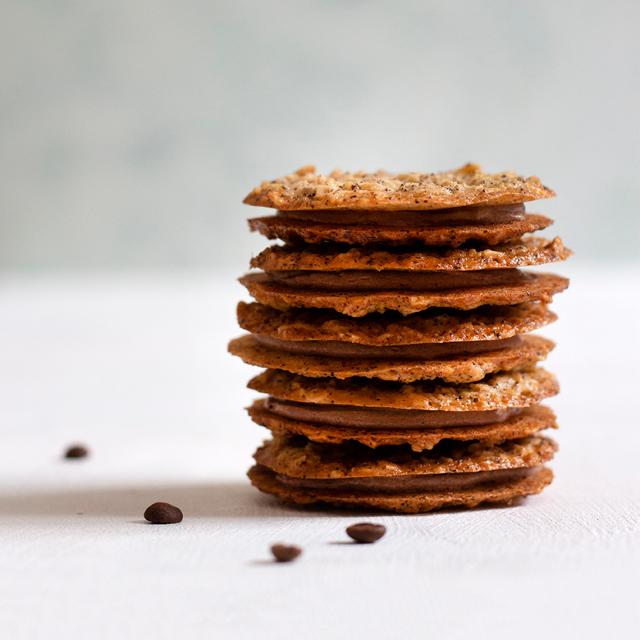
[229, 164, 570, 514]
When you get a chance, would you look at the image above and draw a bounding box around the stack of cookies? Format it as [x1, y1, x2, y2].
[229, 164, 570, 513]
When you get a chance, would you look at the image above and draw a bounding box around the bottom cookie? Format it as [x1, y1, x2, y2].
[248, 463, 553, 514]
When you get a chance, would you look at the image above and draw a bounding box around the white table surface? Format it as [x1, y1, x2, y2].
[1, 265, 638, 640]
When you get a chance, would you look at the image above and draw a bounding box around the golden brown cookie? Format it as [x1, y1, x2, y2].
[240, 272, 569, 317]
[249, 213, 552, 247]
[248, 463, 553, 513]
[229, 334, 554, 383]
[247, 368, 559, 411]
[243, 164, 555, 211]
[237, 301, 558, 345]
[248, 400, 557, 451]
[251, 237, 571, 272]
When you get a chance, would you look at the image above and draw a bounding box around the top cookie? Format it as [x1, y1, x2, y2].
[243, 164, 555, 211]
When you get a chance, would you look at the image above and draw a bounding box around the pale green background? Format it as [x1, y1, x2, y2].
[1, 0, 638, 270]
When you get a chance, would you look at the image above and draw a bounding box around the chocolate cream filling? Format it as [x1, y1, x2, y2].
[266, 268, 532, 292]
[280, 204, 525, 227]
[275, 466, 537, 495]
[264, 398, 521, 429]
[255, 334, 522, 359]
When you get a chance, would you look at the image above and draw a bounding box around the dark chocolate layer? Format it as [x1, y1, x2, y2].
[275, 466, 537, 494]
[264, 398, 521, 429]
[280, 204, 525, 227]
[254, 335, 522, 359]
[267, 268, 531, 292]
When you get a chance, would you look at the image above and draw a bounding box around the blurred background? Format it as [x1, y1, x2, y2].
[1, 5, 639, 635]
[1, 0, 639, 272]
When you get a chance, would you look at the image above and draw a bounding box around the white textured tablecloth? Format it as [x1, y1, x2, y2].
[0, 265, 638, 639]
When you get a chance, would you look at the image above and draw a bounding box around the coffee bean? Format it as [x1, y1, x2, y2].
[64, 444, 89, 459]
[144, 502, 183, 524]
[271, 544, 302, 563]
[346, 522, 386, 543]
